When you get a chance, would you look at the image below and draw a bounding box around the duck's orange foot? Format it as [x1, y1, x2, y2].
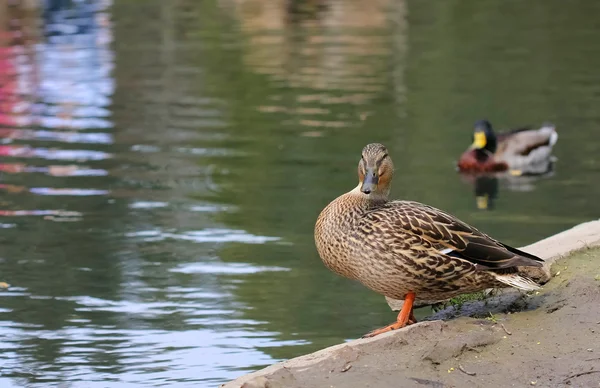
[362, 320, 411, 338]
[361, 292, 417, 338]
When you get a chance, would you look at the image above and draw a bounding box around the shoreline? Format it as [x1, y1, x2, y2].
[222, 219, 600, 388]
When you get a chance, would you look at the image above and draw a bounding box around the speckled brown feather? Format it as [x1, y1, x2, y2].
[315, 143, 544, 303]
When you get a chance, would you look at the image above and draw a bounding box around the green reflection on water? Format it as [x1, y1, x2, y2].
[1, 0, 600, 386]
[195, 0, 600, 361]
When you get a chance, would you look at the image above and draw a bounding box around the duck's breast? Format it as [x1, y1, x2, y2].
[314, 195, 364, 279]
[457, 149, 508, 173]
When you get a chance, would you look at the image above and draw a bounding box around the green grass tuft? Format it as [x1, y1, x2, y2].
[448, 291, 488, 309]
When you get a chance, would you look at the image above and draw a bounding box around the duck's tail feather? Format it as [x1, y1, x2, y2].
[539, 123, 558, 146]
[549, 130, 558, 146]
[493, 273, 541, 291]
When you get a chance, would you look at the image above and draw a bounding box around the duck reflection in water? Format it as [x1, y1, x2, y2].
[459, 164, 556, 211]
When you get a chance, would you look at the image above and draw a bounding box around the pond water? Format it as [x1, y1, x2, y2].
[1, 0, 600, 387]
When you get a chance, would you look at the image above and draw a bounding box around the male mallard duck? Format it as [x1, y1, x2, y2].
[457, 120, 558, 175]
[315, 143, 544, 338]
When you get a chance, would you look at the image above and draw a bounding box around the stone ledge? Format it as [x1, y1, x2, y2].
[222, 219, 600, 388]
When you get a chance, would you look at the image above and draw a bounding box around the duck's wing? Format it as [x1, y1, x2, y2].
[498, 126, 558, 156]
[369, 200, 544, 270]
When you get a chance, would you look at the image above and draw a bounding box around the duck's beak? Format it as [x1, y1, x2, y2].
[361, 168, 378, 194]
[471, 132, 487, 150]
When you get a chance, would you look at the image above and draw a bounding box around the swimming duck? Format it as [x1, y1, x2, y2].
[314, 143, 544, 338]
[457, 120, 558, 175]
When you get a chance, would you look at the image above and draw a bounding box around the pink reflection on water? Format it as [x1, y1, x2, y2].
[0, 184, 107, 196]
[0, 163, 107, 176]
[0, 145, 111, 161]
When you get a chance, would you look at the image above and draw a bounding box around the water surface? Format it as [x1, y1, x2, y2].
[1, 0, 600, 386]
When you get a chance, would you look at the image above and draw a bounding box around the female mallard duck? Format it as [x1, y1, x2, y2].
[315, 143, 544, 338]
[457, 120, 558, 175]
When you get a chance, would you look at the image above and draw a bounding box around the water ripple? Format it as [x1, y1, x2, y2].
[0, 128, 113, 144]
[126, 229, 280, 244]
[0, 146, 112, 161]
[0, 163, 108, 176]
[170, 262, 290, 275]
[0, 210, 82, 218]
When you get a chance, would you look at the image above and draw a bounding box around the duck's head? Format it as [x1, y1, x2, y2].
[471, 120, 497, 154]
[358, 143, 394, 198]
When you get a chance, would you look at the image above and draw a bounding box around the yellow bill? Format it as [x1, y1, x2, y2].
[471, 132, 487, 149]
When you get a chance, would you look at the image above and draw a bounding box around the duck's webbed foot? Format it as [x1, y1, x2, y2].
[362, 292, 416, 338]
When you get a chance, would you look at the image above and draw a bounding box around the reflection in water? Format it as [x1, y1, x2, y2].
[0, 209, 82, 217]
[473, 175, 499, 210]
[0, 183, 108, 196]
[0, 144, 112, 160]
[1, 0, 305, 387]
[125, 228, 280, 244]
[460, 167, 556, 210]
[0, 163, 108, 176]
[0, 127, 113, 143]
[228, 0, 405, 135]
[0, 0, 114, 206]
[1, 1, 600, 388]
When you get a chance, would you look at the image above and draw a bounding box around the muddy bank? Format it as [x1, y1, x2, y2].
[223, 220, 600, 388]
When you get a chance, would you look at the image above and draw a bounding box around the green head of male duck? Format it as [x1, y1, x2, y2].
[358, 143, 394, 199]
[471, 119, 498, 155]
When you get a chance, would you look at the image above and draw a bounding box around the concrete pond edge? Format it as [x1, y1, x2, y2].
[221, 218, 600, 388]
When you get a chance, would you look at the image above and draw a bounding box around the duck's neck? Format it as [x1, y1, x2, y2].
[348, 183, 389, 210]
[475, 148, 492, 161]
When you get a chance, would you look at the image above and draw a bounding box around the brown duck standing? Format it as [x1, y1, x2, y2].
[314, 143, 544, 338]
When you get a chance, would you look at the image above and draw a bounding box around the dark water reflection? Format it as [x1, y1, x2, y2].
[1, 0, 600, 387]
